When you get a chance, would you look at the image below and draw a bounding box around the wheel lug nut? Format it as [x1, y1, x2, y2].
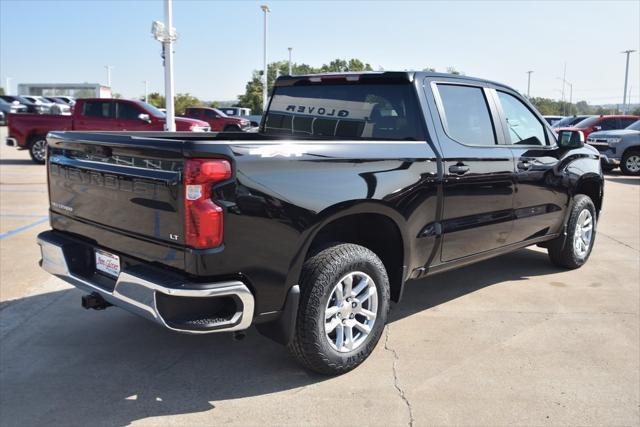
[349, 314, 355, 319]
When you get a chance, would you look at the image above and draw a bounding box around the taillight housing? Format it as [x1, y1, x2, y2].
[184, 159, 232, 248]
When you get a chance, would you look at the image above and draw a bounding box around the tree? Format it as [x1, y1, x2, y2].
[173, 93, 202, 115]
[422, 67, 436, 72]
[0, 86, 4, 96]
[446, 66, 464, 75]
[237, 58, 374, 114]
[147, 92, 165, 109]
[209, 101, 221, 108]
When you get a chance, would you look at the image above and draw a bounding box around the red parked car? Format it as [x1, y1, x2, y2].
[182, 107, 252, 132]
[555, 115, 639, 140]
[5, 98, 210, 163]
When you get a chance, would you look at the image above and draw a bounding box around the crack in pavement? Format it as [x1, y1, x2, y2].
[384, 325, 415, 427]
[599, 232, 638, 252]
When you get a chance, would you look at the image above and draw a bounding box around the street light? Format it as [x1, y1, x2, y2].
[105, 65, 114, 87]
[288, 47, 293, 75]
[526, 70, 533, 98]
[621, 49, 636, 114]
[261, 5, 270, 112]
[151, 0, 177, 131]
[557, 76, 572, 116]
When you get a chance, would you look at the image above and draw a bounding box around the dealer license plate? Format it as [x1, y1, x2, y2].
[95, 249, 121, 277]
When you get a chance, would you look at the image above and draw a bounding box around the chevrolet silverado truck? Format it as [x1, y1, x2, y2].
[181, 107, 252, 132]
[37, 72, 603, 375]
[5, 98, 210, 164]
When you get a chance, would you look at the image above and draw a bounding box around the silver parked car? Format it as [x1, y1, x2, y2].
[23, 96, 71, 115]
[587, 120, 640, 175]
[0, 98, 28, 125]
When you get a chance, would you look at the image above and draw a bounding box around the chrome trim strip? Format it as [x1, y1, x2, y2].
[37, 235, 254, 334]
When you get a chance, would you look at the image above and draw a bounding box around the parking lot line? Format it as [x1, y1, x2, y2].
[0, 216, 48, 240]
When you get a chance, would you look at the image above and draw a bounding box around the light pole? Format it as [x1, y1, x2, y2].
[105, 65, 114, 87]
[143, 80, 149, 103]
[526, 70, 533, 98]
[5, 77, 12, 94]
[557, 74, 571, 116]
[560, 62, 567, 109]
[621, 49, 636, 114]
[261, 5, 270, 112]
[288, 47, 293, 75]
[151, 0, 177, 131]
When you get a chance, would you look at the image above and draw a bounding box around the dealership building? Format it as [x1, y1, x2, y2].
[17, 83, 111, 98]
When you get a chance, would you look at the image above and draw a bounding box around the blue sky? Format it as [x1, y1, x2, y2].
[1, 0, 638, 105]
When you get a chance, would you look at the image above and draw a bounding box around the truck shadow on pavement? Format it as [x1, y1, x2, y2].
[1, 248, 557, 426]
[0, 158, 38, 166]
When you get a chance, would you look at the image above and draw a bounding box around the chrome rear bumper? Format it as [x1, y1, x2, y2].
[37, 232, 254, 334]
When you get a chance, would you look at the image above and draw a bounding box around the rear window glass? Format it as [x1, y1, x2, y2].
[264, 83, 424, 140]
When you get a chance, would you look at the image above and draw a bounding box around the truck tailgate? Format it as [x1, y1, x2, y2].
[47, 132, 185, 246]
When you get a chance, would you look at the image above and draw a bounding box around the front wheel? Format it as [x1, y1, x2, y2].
[288, 243, 390, 375]
[29, 137, 47, 164]
[547, 194, 596, 269]
[620, 151, 640, 176]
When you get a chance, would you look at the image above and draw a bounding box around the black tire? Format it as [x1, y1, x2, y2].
[287, 243, 390, 375]
[620, 150, 640, 176]
[547, 194, 597, 269]
[28, 136, 47, 164]
[223, 125, 240, 132]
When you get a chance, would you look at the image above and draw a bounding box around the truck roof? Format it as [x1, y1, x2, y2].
[274, 71, 514, 92]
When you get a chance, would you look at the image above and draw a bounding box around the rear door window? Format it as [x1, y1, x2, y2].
[497, 91, 546, 146]
[82, 101, 113, 118]
[436, 84, 496, 146]
[265, 83, 424, 140]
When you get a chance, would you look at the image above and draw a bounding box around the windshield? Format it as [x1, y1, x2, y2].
[553, 116, 588, 128]
[135, 100, 166, 118]
[626, 120, 640, 131]
[572, 116, 601, 128]
[264, 83, 424, 140]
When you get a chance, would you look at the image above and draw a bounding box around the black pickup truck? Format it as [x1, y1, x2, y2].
[37, 72, 603, 374]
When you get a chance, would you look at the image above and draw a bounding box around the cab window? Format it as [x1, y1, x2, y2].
[82, 101, 113, 118]
[116, 102, 143, 120]
[599, 117, 618, 130]
[436, 84, 496, 146]
[497, 91, 546, 145]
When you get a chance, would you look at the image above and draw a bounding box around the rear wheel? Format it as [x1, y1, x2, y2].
[547, 194, 596, 269]
[288, 243, 390, 375]
[29, 136, 47, 164]
[620, 150, 640, 176]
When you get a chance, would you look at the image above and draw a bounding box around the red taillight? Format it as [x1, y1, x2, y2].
[184, 159, 232, 249]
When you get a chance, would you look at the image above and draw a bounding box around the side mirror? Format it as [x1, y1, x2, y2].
[138, 113, 151, 123]
[557, 130, 585, 149]
[592, 125, 602, 131]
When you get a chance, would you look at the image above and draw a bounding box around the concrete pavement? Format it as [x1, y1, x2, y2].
[0, 127, 638, 426]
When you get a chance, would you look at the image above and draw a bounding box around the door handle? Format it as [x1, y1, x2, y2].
[517, 160, 532, 171]
[449, 164, 470, 175]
